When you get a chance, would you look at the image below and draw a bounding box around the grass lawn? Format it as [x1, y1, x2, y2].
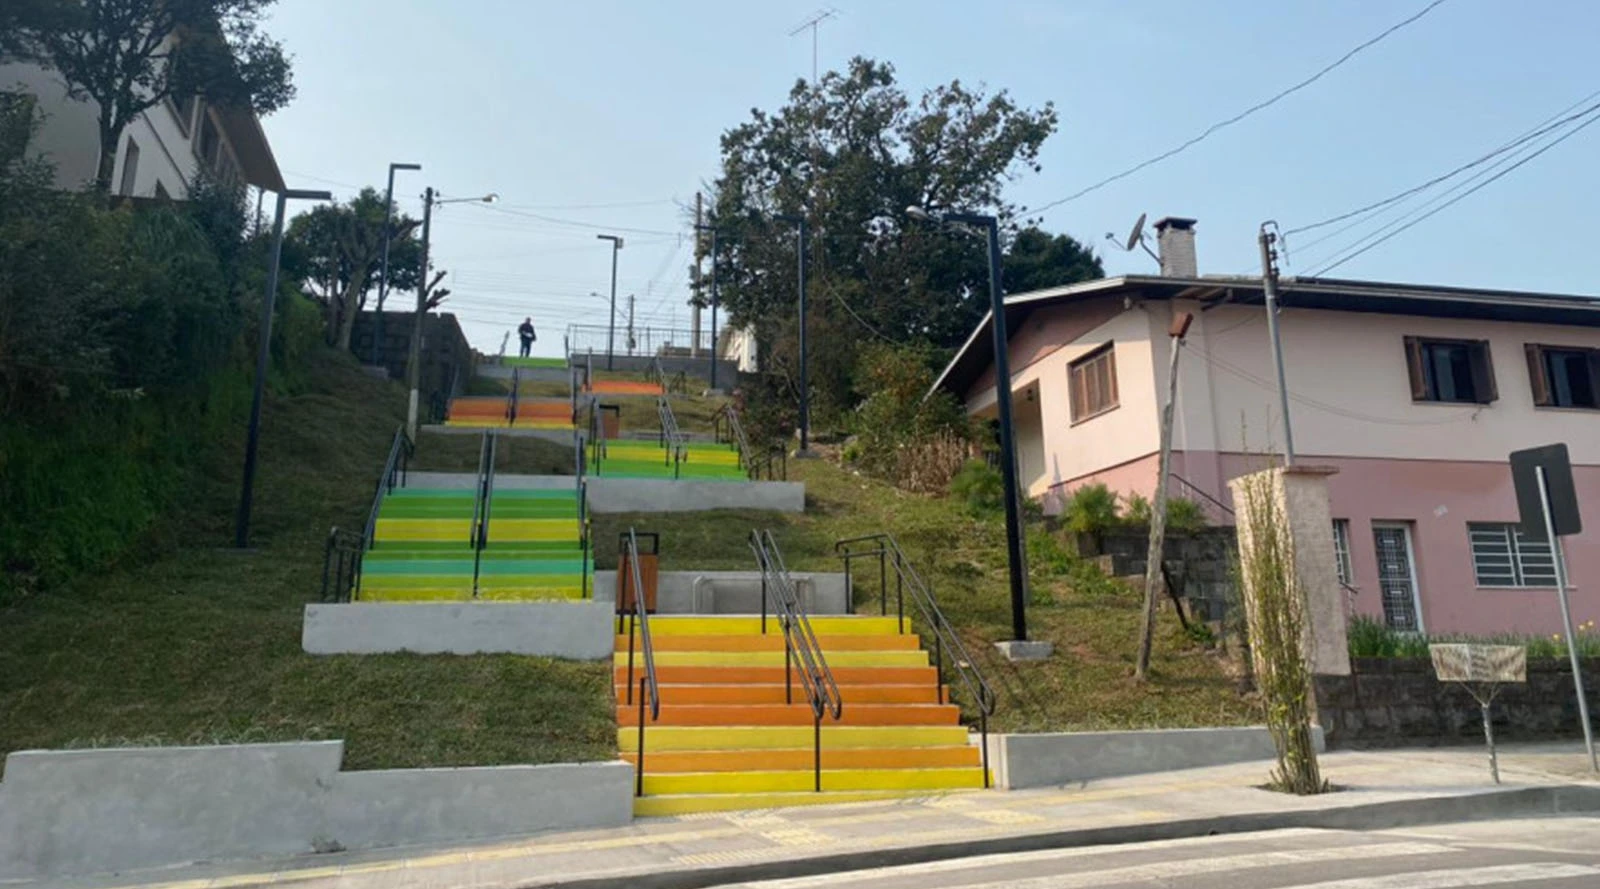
[592, 452, 1260, 734]
[0, 351, 615, 769]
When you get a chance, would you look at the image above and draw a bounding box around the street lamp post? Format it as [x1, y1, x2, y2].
[694, 222, 720, 390]
[235, 187, 333, 548]
[774, 214, 813, 456]
[372, 162, 421, 368]
[597, 234, 623, 370]
[406, 189, 498, 437]
[906, 206, 1037, 653]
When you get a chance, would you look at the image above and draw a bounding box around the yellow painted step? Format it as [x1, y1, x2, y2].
[633, 788, 972, 817]
[374, 519, 472, 542]
[611, 650, 927, 668]
[357, 588, 472, 602]
[647, 616, 905, 637]
[489, 519, 581, 541]
[642, 767, 986, 796]
[618, 725, 969, 752]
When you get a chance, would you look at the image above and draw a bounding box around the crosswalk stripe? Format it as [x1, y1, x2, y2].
[739, 841, 1455, 889]
[1284, 863, 1600, 889]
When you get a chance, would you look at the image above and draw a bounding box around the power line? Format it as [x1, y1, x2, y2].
[464, 202, 681, 237]
[1309, 107, 1600, 275]
[1027, 0, 1452, 215]
[1284, 91, 1600, 245]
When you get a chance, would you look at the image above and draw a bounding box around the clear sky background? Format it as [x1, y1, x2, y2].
[260, 0, 1600, 356]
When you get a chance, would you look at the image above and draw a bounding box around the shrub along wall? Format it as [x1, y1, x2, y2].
[1313, 657, 1600, 747]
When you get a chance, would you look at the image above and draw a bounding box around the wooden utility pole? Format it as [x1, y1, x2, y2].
[1136, 311, 1194, 682]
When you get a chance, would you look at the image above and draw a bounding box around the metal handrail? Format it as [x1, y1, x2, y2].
[352, 426, 412, 598]
[834, 532, 995, 787]
[470, 431, 497, 597]
[575, 422, 591, 599]
[750, 529, 842, 792]
[320, 527, 364, 602]
[506, 367, 521, 426]
[716, 403, 752, 476]
[656, 395, 686, 479]
[1168, 473, 1233, 521]
[620, 527, 661, 796]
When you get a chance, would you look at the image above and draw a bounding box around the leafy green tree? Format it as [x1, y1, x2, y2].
[283, 188, 424, 352]
[11, 0, 295, 191]
[704, 57, 1100, 421]
[1003, 227, 1103, 294]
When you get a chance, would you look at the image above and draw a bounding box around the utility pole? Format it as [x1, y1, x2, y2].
[691, 192, 703, 358]
[406, 187, 434, 440]
[1136, 312, 1194, 682]
[709, 228, 720, 390]
[1259, 222, 1295, 466]
[598, 234, 624, 370]
[627, 294, 636, 355]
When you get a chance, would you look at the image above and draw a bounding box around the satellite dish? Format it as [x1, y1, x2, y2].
[1124, 212, 1147, 253]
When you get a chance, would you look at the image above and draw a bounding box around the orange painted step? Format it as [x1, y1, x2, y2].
[619, 746, 981, 773]
[613, 634, 921, 653]
[613, 665, 940, 686]
[616, 703, 961, 727]
[618, 684, 947, 705]
[586, 381, 664, 395]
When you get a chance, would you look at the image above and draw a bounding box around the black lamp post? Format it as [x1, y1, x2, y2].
[371, 162, 421, 367]
[774, 214, 811, 454]
[234, 187, 334, 548]
[597, 234, 623, 370]
[906, 205, 1032, 644]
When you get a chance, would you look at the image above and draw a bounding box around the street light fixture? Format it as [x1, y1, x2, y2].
[372, 162, 422, 368]
[905, 204, 1035, 651]
[774, 213, 813, 456]
[597, 234, 624, 370]
[235, 187, 334, 548]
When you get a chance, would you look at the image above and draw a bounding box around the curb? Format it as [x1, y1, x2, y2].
[524, 785, 1600, 889]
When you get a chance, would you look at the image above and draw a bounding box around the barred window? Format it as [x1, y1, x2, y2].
[1333, 519, 1353, 586]
[1469, 523, 1557, 588]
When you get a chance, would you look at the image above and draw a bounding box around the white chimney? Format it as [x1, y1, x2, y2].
[1153, 217, 1197, 278]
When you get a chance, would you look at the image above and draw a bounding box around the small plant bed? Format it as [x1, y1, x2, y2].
[0, 352, 615, 769]
[1347, 615, 1600, 659]
[591, 452, 1260, 735]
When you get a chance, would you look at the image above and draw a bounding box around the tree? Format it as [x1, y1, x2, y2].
[1003, 227, 1103, 295]
[12, 0, 294, 191]
[704, 57, 1100, 423]
[283, 188, 424, 352]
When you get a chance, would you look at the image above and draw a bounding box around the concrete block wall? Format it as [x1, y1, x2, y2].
[0, 742, 632, 880]
[592, 570, 851, 615]
[302, 601, 616, 658]
[985, 726, 1324, 789]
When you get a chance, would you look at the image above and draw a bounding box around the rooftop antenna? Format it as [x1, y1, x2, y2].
[789, 8, 839, 85]
[1104, 212, 1160, 266]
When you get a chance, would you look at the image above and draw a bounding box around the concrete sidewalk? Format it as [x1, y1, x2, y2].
[46, 745, 1600, 889]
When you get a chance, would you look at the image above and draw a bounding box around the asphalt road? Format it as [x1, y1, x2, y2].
[715, 818, 1600, 889]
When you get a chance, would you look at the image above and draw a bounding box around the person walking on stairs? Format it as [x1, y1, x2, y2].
[517, 317, 537, 357]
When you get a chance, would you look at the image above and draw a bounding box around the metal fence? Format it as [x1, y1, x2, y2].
[565, 324, 713, 360]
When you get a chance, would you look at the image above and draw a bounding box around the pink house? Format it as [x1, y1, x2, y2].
[933, 218, 1600, 636]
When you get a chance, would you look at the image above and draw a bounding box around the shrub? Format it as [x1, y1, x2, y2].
[1166, 497, 1207, 533]
[1347, 614, 1600, 659]
[1123, 493, 1151, 527]
[1063, 483, 1120, 538]
[950, 460, 1003, 514]
[851, 343, 973, 487]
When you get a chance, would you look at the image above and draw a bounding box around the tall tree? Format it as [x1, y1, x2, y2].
[12, 0, 294, 191]
[283, 188, 426, 353]
[705, 57, 1100, 419]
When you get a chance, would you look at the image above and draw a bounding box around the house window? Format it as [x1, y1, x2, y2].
[1468, 523, 1557, 588]
[1403, 336, 1496, 404]
[1068, 343, 1118, 422]
[1332, 519, 1353, 586]
[197, 111, 221, 170]
[1526, 344, 1600, 409]
[165, 94, 197, 136]
[118, 138, 140, 196]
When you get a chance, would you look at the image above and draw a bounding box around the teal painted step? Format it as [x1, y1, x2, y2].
[364, 543, 477, 558]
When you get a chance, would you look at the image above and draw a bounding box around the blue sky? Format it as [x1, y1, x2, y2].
[260, 0, 1600, 355]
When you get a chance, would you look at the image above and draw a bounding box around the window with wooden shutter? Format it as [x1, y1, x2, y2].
[1068, 343, 1118, 423]
[1526, 343, 1600, 409]
[1404, 336, 1497, 404]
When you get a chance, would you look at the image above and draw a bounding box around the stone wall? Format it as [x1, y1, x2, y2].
[351, 311, 473, 417]
[1093, 527, 1237, 623]
[1313, 657, 1600, 748]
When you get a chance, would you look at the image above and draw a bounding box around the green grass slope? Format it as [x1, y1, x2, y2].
[0, 349, 614, 769]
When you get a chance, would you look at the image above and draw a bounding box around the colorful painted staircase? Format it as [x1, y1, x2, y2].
[595, 439, 746, 481]
[359, 487, 588, 601]
[617, 616, 988, 816]
[501, 356, 567, 369]
[445, 396, 574, 431]
[586, 379, 665, 396]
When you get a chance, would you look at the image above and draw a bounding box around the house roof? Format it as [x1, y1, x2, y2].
[930, 274, 1600, 399]
[216, 104, 283, 192]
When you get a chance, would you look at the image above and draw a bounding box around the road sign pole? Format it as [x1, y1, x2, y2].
[1537, 465, 1598, 772]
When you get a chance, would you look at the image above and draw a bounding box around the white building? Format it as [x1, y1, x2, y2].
[0, 59, 283, 197]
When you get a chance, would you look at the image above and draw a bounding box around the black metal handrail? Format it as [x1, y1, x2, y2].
[470, 431, 497, 596]
[569, 364, 580, 425]
[619, 527, 661, 797]
[575, 421, 591, 599]
[656, 395, 686, 479]
[352, 426, 413, 598]
[506, 367, 522, 426]
[750, 529, 842, 792]
[715, 403, 751, 475]
[834, 532, 995, 787]
[320, 527, 365, 602]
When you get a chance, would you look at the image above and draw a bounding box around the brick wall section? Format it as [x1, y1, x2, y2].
[1313, 657, 1600, 747]
[1094, 528, 1237, 622]
[350, 311, 473, 418]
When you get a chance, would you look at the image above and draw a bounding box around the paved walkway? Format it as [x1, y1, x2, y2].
[50, 745, 1600, 889]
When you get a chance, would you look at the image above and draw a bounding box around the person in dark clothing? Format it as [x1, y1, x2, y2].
[517, 317, 536, 357]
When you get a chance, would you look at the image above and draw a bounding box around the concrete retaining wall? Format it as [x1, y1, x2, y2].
[302, 601, 614, 658]
[985, 726, 1326, 789]
[0, 742, 631, 880]
[587, 478, 804, 513]
[593, 570, 850, 615]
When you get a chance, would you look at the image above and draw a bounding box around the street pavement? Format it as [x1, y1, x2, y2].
[710, 820, 1600, 889]
[44, 743, 1599, 889]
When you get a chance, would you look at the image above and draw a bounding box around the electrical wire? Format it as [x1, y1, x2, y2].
[1191, 346, 1478, 427]
[1309, 106, 1600, 275]
[1027, 0, 1451, 215]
